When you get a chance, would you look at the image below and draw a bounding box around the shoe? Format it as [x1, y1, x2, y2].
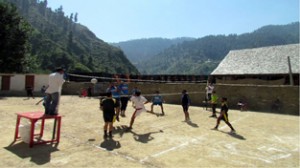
[103, 134, 108, 139]
[230, 130, 236, 134]
[209, 115, 217, 118]
[116, 116, 120, 122]
[211, 127, 218, 130]
[126, 127, 132, 131]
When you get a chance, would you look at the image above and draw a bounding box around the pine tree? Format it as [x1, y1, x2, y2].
[0, 2, 31, 72]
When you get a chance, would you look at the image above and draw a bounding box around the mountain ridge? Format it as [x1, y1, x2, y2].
[115, 22, 299, 75]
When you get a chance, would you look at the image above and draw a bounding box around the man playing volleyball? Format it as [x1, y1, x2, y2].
[150, 91, 165, 116]
[128, 91, 149, 130]
[100, 92, 118, 138]
[212, 97, 236, 133]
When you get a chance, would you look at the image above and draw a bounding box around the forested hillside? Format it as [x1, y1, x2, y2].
[2, 0, 139, 74]
[111, 37, 195, 66]
[138, 22, 299, 75]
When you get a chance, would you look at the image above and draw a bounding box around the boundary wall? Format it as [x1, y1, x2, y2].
[0, 81, 298, 115]
[61, 82, 299, 115]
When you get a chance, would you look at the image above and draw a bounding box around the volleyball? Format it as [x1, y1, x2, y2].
[91, 78, 97, 84]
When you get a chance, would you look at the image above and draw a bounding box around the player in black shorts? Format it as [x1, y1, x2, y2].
[181, 90, 191, 122]
[100, 92, 118, 138]
[213, 97, 236, 133]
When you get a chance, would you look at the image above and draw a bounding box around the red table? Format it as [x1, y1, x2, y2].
[14, 111, 61, 148]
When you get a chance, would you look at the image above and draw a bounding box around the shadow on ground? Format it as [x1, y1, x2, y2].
[129, 130, 164, 143]
[219, 130, 246, 140]
[4, 142, 59, 165]
[100, 138, 121, 151]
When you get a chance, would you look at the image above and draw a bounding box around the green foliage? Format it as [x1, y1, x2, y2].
[137, 23, 300, 75]
[3, 0, 139, 74]
[0, 1, 31, 72]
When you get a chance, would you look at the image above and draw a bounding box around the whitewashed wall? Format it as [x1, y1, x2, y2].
[10, 74, 26, 91]
[34, 74, 49, 91]
[0, 74, 49, 91]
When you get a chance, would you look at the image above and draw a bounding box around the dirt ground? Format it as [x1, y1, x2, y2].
[0, 96, 299, 167]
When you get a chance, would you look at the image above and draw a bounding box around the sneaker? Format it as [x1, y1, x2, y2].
[211, 127, 218, 130]
[209, 115, 217, 118]
[230, 130, 236, 134]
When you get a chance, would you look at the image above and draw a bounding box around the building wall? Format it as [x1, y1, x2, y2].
[0, 74, 49, 91]
[10, 74, 26, 91]
[34, 74, 49, 91]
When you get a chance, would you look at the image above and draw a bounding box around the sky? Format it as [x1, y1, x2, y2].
[47, 0, 299, 43]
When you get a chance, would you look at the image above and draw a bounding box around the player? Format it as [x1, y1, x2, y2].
[128, 91, 149, 130]
[150, 91, 165, 116]
[100, 92, 118, 138]
[181, 90, 191, 122]
[212, 97, 236, 133]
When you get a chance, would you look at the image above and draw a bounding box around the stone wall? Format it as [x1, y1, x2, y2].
[61, 82, 299, 115]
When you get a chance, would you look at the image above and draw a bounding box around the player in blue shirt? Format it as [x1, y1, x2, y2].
[150, 91, 165, 116]
[118, 81, 129, 117]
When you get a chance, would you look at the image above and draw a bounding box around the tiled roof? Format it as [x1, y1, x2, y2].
[211, 44, 300, 75]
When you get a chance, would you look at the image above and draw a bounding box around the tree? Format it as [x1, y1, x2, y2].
[0, 2, 31, 73]
[74, 12, 78, 22]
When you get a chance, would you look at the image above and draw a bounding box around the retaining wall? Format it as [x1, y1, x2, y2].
[1, 82, 298, 115]
[61, 82, 299, 115]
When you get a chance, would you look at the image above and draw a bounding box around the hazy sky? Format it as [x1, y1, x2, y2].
[47, 0, 299, 43]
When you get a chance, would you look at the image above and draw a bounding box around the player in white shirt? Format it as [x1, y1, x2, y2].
[128, 91, 149, 130]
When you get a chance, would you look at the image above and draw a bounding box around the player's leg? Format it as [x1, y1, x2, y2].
[129, 110, 138, 129]
[151, 104, 154, 112]
[211, 104, 217, 117]
[160, 104, 164, 115]
[225, 121, 235, 132]
[108, 122, 113, 138]
[223, 114, 235, 132]
[213, 114, 222, 130]
[103, 122, 108, 138]
[115, 98, 121, 121]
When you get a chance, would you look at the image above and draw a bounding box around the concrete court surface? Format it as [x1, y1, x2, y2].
[0, 96, 299, 167]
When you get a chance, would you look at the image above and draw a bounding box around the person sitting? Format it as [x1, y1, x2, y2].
[237, 100, 247, 111]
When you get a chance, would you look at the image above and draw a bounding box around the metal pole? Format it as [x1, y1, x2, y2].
[287, 56, 294, 86]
